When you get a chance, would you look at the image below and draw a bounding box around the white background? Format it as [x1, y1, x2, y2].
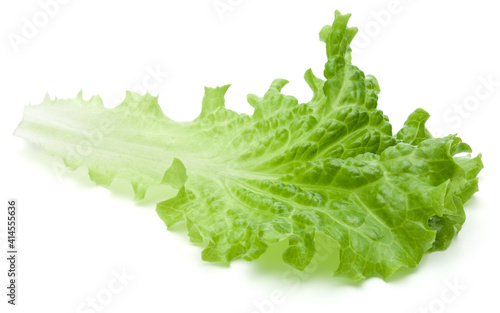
[1, 1, 499, 312]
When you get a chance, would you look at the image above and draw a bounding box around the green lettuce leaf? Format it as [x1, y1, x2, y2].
[14, 11, 482, 280]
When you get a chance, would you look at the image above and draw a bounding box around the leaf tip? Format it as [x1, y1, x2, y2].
[161, 158, 188, 189]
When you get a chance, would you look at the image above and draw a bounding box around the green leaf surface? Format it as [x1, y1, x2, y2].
[14, 11, 482, 280]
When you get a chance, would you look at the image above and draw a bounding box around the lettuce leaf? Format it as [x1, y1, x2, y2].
[14, 11, 482, 280]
